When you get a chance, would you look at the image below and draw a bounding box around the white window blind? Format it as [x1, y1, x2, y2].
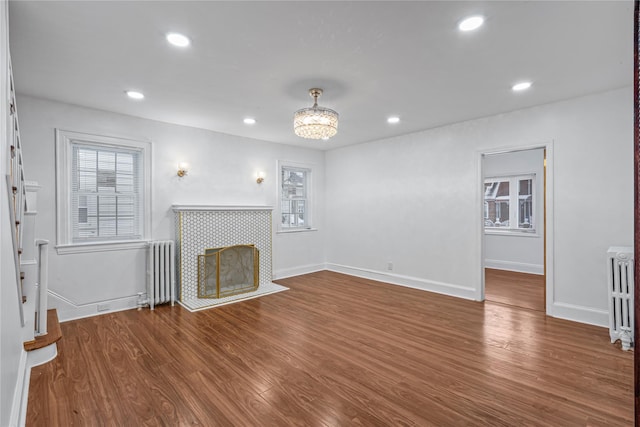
[71, 144, 143, 242]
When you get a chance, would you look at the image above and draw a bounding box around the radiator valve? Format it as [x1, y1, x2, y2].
[137, 292, 149, 310]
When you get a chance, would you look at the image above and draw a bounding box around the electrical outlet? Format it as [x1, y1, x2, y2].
[97, 303, 110, 312]
[387, 261, 393, 271]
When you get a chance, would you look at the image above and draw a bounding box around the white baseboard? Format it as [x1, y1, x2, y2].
[549, 301, 608, 328]
[273, 263, 325, 280]
[16, 344, 58, 427]
[484, 259, 544, 275]
[325, 263, 477, 300]
[9, 350, 27, 427]
[48, 291, 139, 322]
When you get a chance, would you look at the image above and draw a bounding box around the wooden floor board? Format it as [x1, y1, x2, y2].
[27, 271, 632, 426]
[485, 268, 545, 311]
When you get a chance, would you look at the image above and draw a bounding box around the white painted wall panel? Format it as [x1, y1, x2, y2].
[326, 88, 632, 325]
[17, 95, 325, 319]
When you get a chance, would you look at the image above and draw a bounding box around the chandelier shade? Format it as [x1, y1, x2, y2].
[294, 88, 339, 140]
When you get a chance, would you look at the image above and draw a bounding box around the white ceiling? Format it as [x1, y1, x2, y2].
[8, 1, 633, 150]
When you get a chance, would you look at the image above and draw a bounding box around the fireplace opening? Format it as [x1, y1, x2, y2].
[197, 244, 259, 299]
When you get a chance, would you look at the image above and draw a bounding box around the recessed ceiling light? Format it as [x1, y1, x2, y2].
[458, 16, 484, 32]
[126, 90, 144, 100]
[512, 81, 532, 92]
[387, 116, 400, 124]
[166, 32, 190, 47]
[243, 118, 256, 125]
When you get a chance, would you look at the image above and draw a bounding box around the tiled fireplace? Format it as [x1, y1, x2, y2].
[173, 205, 272, 305]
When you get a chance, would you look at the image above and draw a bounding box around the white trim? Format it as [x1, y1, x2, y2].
[14, 344, 59, 427]
[326, 263, 477, 300]
[171, 204, 273, 212]
[545, 143, 555, 316]
[484, 259, 544, 275]
[484, 229, 540, 238]
[48, 290, 139, 322]
[549, 301, 608, 328]
[55, 129, 152, 246]
[478, 142, 555, 311]
[477, 149, 486, 301]
[26, 343, 58, 369]
[273, 263, 325, 280]
[276, 227, 318, 234]
[55, 240, 148, 255]
[24, 181, 41, 191]
[9, 350, 27, 427]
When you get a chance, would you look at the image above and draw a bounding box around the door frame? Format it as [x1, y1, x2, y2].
[477, 142, 554, 315]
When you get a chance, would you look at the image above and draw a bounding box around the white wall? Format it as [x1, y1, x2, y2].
[325, 87, 632, 326]
[1, 1, 29, 425]
[17, 95, 326, 320]
[483, 148, 545, 275]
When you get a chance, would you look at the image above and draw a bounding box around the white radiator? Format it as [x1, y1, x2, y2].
[607, 246, 634, 350]
[146, 241, 176, 310]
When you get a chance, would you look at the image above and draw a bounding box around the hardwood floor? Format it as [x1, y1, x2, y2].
[485, 268, 545, 311]
[27, 271, 632, 426]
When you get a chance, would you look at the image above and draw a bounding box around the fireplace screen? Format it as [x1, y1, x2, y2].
[197, 244, 259, 299]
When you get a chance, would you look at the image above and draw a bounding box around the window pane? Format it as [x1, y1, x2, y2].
[116, 174, 134, 193]
[518, 178, 534, 229]
[117, 152, 134, 173]
[282, 169, 306, 199]
[292, 200, 305, 226]
[78, 170, 96, 192]
[281, 166, 310, 228]
[99, 217, 117, 237]
[98, 195, 116, 216]
[117, 195, 135, 216]
[117, 218, 135, 235]
[484, 180, 509, 228]
[77, 217, 97, 238]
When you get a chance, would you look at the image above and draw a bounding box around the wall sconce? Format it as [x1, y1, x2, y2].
[256, 171, 265, 184]
[177, 162, 189, 177]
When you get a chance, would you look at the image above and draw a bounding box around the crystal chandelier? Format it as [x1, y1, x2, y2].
[293, 88, 339, 140]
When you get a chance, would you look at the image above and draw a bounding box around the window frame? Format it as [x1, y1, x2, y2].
[55, 129, 151, 254]
[484, 173, 536, 236]
[277, 160, 315, 233]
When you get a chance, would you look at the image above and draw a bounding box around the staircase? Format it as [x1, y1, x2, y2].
[3, 6, 60, 425]
[6, 61, 60, 353]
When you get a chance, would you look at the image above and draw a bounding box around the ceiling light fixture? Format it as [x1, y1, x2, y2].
[243, 118, 256, 125]
[294, 88, 339, 140]
[166, 32, 190, 47]
[387, 116, 400, 124]
[512, 81, 532, 92]
[458, 16, 484, 32]
[126, 90, 144, 100]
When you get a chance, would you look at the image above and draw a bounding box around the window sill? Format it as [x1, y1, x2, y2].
[56, 240, 149, 255]
[484, 229, 539, 238]
[276, 228, 318, 235]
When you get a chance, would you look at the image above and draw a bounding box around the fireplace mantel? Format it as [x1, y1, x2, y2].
[172, 205, 273, 212]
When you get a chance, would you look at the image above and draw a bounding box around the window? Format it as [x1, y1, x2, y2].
[279, 163, 312, 230]
[56, 130, 151, 252]
[484, 174, 535, 232]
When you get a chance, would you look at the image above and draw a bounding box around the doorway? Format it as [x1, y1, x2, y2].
[480, 145, 552, 313]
